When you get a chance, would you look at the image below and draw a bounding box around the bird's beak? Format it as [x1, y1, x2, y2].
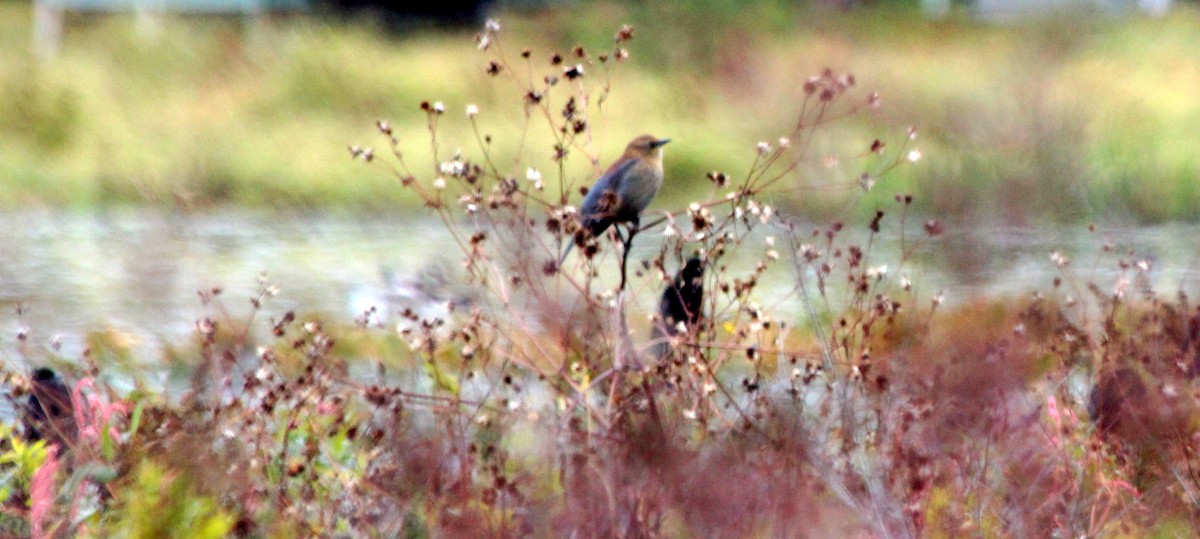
[652, 138, 672, 148]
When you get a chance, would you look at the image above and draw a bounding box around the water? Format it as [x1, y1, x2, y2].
[2, 209, 1198, 367]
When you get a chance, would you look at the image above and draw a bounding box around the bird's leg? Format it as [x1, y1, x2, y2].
[618, 221, 640, 291]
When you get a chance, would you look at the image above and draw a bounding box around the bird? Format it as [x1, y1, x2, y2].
[650, 257, 705, 360]
[559, 135, 671, 265]
[22, 367, 75, 448]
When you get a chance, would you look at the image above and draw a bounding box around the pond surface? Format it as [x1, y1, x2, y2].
[2, 209, 1198, 367]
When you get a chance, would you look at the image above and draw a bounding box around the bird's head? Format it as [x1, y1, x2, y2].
[680, 257, 705, 283]
[625, 134, 671, 160]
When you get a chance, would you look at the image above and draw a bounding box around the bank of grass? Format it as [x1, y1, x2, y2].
[3, 2, 1200, 222]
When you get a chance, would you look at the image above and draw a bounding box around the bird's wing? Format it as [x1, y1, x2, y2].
[581, 157, 639, 216]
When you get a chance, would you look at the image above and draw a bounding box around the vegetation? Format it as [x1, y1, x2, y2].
[4, 13, 1200, 536]
[2, 2, 1200, 222]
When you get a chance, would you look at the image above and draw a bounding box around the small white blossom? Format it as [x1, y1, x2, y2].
[765, 236, 775, 247]
[433, 177, 446, 190]
[433, 101, 445, 113]
[756, 141, 771, 155]
[932, 291, 944, 307]
[466, 104, 479, 117]
[439, 160, 465, 176]
[485, 19, 500, 32]
[907, 149, 922, 163]
[900, 275, 912, 291]
[1114, 275, 1129, 299]
[526, 167, 541, 182]
[867, 265, 888, 280]
[859, 173, 875, 192]
[1050, 250, 1070, 268]
[778, 137, 791, 148]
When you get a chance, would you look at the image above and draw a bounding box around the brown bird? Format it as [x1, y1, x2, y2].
[560, 134, 671, 265]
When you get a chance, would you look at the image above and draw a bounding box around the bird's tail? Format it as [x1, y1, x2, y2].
[558, 241, 575, 267]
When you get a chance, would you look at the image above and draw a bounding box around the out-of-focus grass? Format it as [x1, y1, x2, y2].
[3, 2, 1200, 222]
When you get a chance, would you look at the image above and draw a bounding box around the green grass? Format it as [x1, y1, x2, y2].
[3, 2, 1200, 222]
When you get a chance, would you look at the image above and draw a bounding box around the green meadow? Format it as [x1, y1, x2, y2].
[3, 2, 1200, 222]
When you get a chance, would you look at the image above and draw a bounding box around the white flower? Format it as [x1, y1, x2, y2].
[932, 291, 944, 307]
[1114, 275, 1129, 299]
[1050, 250, 1070, 268]
[778, 137, 791, 148]
[432, 101, 445, 113]
[867, 265, 888, 280]
[756, 141, 771, 155]
[485, 19, 500, 32]
[526, 167, 541, 182]
[439, 160, 465, 176]
[907, 149, 922, 163]
[765, 236, 775, 247]
[859, 173, 875, 192]
[466, 104, 479, 118]
[433, 177, 446, 190]
[900, 275, 912, 291]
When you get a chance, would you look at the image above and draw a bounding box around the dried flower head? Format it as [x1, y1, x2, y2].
[615, 24, 635, 43]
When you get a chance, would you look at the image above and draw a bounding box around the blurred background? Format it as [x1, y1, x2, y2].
[3, 0, 1200, 364]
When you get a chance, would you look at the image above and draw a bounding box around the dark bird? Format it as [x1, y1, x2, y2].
[560, 134, 671, 265]
[23, 367, 75, 448]
[650, 257, 705, 360]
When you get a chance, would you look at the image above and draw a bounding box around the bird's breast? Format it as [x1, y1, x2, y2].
[622, 160, 663, 210]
